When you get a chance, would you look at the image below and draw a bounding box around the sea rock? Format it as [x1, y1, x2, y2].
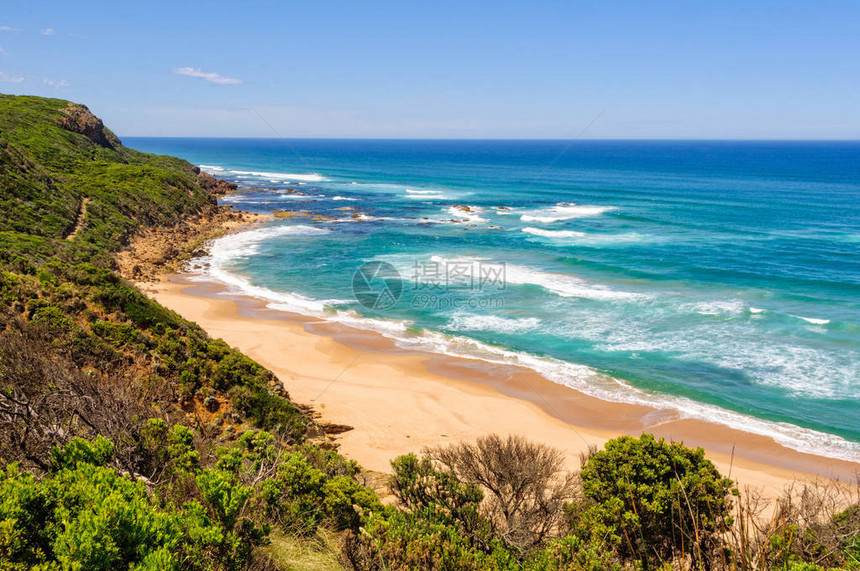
[197, 171, 238, 194]
[274, 210, 311, 218]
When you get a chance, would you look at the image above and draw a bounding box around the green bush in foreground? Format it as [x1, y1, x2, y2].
[575, 433, 734, 568]
[0, 428, 381, 570]
[1, 437, 191, 570]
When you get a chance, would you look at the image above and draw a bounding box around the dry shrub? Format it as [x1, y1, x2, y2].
[727, 477, 860, 570]
[0, 317, 168, 475]
[428, 433, 577, 549]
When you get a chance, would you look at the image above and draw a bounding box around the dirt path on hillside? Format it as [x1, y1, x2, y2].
[65, 197, 91, 240]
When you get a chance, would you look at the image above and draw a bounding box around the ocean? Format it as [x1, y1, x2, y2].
[125, 138, 860, 461]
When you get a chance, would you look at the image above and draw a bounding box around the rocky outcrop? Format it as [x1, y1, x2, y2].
[58, 103, 121, 148]
[116, 207, 269, 282]
[196, 170, 238, 194]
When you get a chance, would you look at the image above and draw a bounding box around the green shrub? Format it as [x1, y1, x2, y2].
[0, 464, 54, 568]
[389, 453, 484, 524]
[260, 452, 328, 535]
[36, 269, 57, 286]
[213, 351, 270, 390]
[90, 319, 142, 347]
[197, 468, 256, 531]
[50, 435, 115, 470]
[93, 283, 183, 329]
[229, 384, 306, 436]
[259, 450, 379, 536]
[575, 433, 733, 568]
[0, 454, 186, 570]
[346, 507, 520, 571]
[524, 535, 622, 571]
[832, 504, 860, 565]
[29, 302, 76, 334]
[1, 434, 286, 570]
[139, 418, 200, 477]
[295, 442, 360, 478]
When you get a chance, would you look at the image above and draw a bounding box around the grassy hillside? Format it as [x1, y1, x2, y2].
[0, 94, 856, 571]
[0, 94, 218, 266]
[0, 94, 304, 439]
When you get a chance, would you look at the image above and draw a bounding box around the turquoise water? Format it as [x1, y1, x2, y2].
[126, 138, 860, 460]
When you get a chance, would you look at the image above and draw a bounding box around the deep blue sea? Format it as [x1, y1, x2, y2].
[126, 138, 860, 461]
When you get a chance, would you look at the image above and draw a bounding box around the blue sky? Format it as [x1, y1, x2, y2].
[1, 1, 858, 138]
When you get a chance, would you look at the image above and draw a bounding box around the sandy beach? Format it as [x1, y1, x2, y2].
[141, 275, 860, 497]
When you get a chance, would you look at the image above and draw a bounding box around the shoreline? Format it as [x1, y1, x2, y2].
[142, 274, 860, 494]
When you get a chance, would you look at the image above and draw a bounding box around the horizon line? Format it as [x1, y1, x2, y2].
[120, 135, 860, 142]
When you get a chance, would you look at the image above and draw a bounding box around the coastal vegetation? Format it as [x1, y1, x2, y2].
[0, 93, 857, 569]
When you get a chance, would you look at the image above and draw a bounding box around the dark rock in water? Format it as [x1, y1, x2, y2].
[58, 103, 121, 148]
[197, 171, 238, 194]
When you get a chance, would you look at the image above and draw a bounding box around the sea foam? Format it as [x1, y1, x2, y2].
[229, 170, 325, 182]
[504, 263, 646, 302]
[792, 315, 831, 325]
[446, 205, 488, 223]
[188, 225, 350, 315]
[415, 255, 645, 302]
[686, 300, 746, 316]
[447, 314, 542, 333]
[520, 203, 616, 223]
[522, 227, 587, 239]
[405, 189, 452, 200]
[198, 164, 325, 182]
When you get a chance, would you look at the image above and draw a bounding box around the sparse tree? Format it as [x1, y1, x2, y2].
[428, 434, 577, 549]
[0, 317, 167, 476]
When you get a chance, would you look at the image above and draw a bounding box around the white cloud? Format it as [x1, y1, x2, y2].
[172, 67, 242, 85]
[0, 71, 24, 83]
[43, 77, 69, 89]
[41, 28, 55, 36]
[0, 26, 20, 32]
[0, 47, 6, 55]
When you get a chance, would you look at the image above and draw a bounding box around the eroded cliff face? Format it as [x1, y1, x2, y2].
[59, 102, 121, 148]
[196, 170, 238, 195]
